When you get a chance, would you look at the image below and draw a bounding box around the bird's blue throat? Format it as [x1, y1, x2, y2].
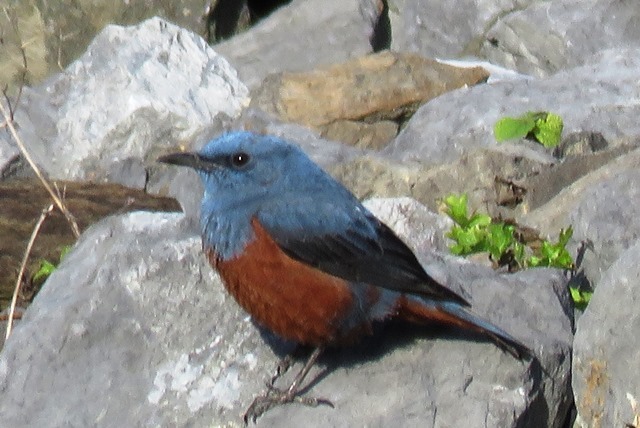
[200, 201, 257, 261]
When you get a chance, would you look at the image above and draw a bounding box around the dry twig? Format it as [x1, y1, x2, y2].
[5, 203, 54, 341]
[0, 102, 81, 238]
[1, 6, 28, 121]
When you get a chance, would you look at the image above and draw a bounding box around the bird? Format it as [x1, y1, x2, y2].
[158, 131, 531, 423]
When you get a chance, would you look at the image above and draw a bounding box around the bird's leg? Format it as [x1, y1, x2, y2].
[267, 353, 293, 387]
[243, 346, 333, 424]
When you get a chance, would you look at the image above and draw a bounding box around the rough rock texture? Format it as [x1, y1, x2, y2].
[479, 0, 640, 77]
[572, 240, 640, 428]
[0, 201, 573, 427]
[0, 0, 218, 90]
[250, 51, 489, 148]
[250, 52, 489, 126]
[384, 48, 640, 167]
[0, 141, 19, 180]
[1, 17, 249, 182]
[523, 148, 640, 287]
[214, 0, 382, 89]
[389, 0, 640, 78]
[331, 146, 553, 221]
[388, 0, 515, 59]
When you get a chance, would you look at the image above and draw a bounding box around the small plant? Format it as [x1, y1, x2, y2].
[442, 193, 589, 309]
[525, 226, 574, 269]
[32, 245, 72, 283]
[494, 111, 564, 148]
[569, 286, 593, 312]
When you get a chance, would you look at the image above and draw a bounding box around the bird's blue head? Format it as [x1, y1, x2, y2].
[158, 131, 336, 258]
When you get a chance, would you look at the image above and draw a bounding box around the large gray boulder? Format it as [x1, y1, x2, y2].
[1, 17, 249, 183]
[390, 0, 640, 78]
[572, 239, 640, 427]
[389, 0, 519, 59]
[0, 199, 572, 427]
[215, 0, 382, 89]
[480, 0, 640, 77]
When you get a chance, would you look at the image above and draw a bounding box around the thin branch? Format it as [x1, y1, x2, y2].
[1, 6, 28, 118]
[5, 203, 54, 341]
[0, 101, 81, 238]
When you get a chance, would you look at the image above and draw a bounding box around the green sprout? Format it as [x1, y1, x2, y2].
[494, 111, 564, 148]
[32, 245, 72, 283]
[568, 286, 593, 311]
[442, 193, 587, 309]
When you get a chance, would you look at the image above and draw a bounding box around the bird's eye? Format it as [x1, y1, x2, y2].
[230, 152, 250, 168]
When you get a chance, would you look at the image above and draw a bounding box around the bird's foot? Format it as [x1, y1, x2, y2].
[243, 384, 333, 425]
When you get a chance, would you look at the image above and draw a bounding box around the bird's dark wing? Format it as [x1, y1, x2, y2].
[257, 197, 470, 306]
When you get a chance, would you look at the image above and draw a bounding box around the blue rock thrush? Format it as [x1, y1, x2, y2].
[158, 131, 530, 423]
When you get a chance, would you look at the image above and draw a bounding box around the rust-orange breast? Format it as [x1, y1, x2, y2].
[206, 218, 358, 346]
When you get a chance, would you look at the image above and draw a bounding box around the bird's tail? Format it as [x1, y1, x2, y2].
[398, 296, 532, 359]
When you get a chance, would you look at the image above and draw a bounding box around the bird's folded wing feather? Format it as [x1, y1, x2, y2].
[257, 197, 469, 305]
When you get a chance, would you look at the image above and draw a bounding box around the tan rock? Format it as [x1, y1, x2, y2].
[321, 119, 398, 149]
[251, 51, 489, 148]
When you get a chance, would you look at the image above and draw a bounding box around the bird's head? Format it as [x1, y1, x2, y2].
[158, 131, 321, 212]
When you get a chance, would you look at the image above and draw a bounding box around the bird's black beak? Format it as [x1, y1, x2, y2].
[157, 152, 201, 169]
[158, 151, 224, 172]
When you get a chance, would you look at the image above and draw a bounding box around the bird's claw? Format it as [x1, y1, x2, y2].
[243, 386, 333, 425]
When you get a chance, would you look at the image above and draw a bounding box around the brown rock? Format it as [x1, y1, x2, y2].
[251, 51, 489, 148]
[321, 119, 398, 149]
[0, 179, 180, 310]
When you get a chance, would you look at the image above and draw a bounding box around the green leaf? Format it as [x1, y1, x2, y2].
[32, 260, 57, 283]
[558, 226, 573, 246]
[59, 245, 72, 262]
[448, 225, 486, 255]
[542, 228, 575, 269]
[485, 223, 515, 260]
[569, 286, 593, 311]
[525, 255, 543, 267]
[494, 116, 537, 142]
[467, 213, 492, 228]
[31, 246, 73, 284]
[443, 194, 469, 227]
[512, 241, 526, 267]
[533, 112, 564, 148]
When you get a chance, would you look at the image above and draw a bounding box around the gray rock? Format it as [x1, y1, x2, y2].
[390, 0, 640, 78]
[363, 197, 454, 254]
[570, 170, 640, 286]
[214, 0, 381, 89]
[1, 17, 249, 183]
[0, 212, 271, 427]
[331, 147, 554, 221]
[573, 239, 640, 427]
[384, 48, 640, 167]
[523, 148, 640, 287]
[0, 0, 219, 91]
[0, 200, 572, 427]
[553, 131, 609, 159]
[524, 144, 631, 213]
[480, 0, 640, 77]
[0, 139, 20, 179]
[106, 157, 148, 190]
[388, 0, 520, 59]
